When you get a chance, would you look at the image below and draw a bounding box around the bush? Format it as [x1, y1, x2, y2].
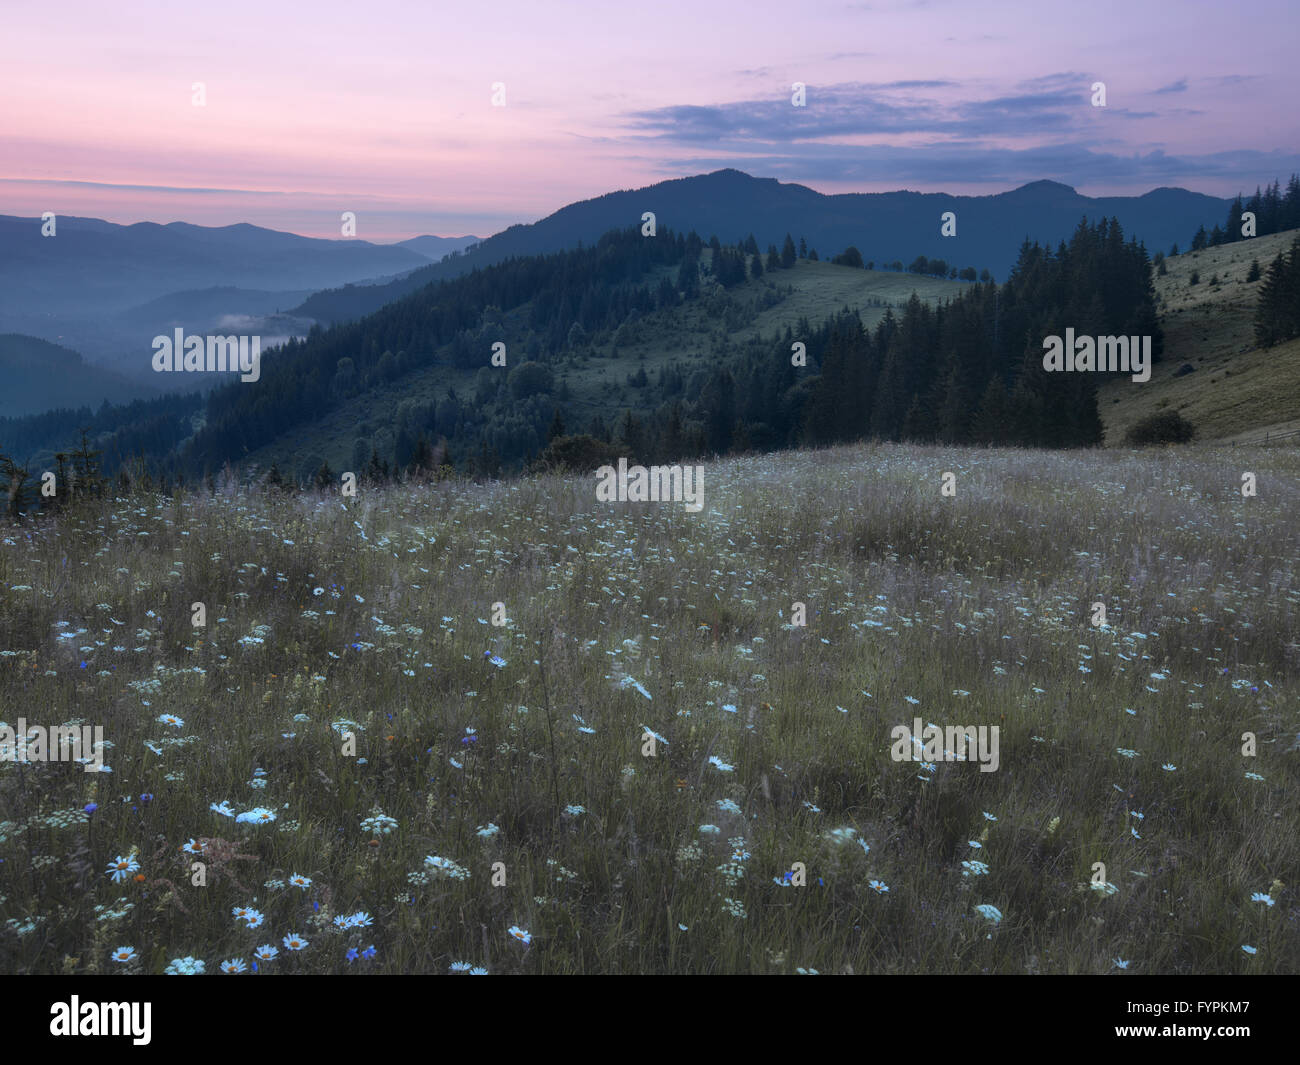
[531, 433, 625, 472]
[507, 361, 554, 400]
[831, 245, 864, 268]
[1126, 410, 1196, 446]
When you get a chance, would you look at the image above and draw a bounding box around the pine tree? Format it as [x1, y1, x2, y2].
[1255, 241, 1300, 347]
[0, 456, 36, 519]
[313, 461, 334, 491]
[781, 234, 797, 269]
[71, 428, 105, 498]
[798, 236, 808, 259]
[901, 393, 929, 441]
[617, 410, 643, 458]
[547, 409, 566, 441]
[411, 434, 435, 473]
[366, 447, 386, 484]
[701, 370, 736, 452]
[970, 377, 1010, 444]
[677, 255, 700, 299]
[663, 403, 686, 461]
[1225, 196, 1245, 243]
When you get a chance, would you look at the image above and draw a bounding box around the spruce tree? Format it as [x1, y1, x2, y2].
[313, 461, 334, 491]
[547, 409, 566, 441]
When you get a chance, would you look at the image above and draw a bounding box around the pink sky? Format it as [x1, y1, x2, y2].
[2, 0, 1297, 239]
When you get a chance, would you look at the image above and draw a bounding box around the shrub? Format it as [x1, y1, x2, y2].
[531, 433, 625, 472]
[507, 361, 554, 400]
[1126, 410, 1196, 446]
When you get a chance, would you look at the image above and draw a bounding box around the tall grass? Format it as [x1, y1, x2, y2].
[1, 442, 1296, 974]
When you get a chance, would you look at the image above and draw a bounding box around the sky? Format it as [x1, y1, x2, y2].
[2, 0, 1298, 240]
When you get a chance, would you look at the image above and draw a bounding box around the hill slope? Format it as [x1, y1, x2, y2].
[242, 256, 969, 482]
[398, 234, 482, 259]
[1100, 229, 1300, 443]
[0, 333, 156, 418]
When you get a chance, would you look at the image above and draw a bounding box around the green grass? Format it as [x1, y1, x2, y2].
[1, 440, 1297, 974]
[1101, 228, 1300, 444]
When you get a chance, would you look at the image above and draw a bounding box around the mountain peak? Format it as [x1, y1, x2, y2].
[1008, 179, 1079, 197]
[701, 168, 757, 182]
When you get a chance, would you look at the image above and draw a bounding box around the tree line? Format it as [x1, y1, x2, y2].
[1189, 175, 1300, 250]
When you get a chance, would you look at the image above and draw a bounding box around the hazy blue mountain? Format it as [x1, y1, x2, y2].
[0, 286, 316, 378]
[398, 234, 482, 259]
[0, 214, 432, 322]
[292, 169, 1230, 323]
[0, 333, 156, 418]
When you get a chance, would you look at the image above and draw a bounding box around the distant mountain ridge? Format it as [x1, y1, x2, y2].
[292, 169, 1231, 323]
[0, 215, 480, 372]
[0, 214, 433, 321]
[0, 333, 156, 418]
[398, 234, 482, 259]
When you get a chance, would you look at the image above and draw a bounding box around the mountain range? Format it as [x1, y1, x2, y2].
[0, 217, 479, 376]
[0, 171, 1233, 419]
[293, 170, 1231, 323]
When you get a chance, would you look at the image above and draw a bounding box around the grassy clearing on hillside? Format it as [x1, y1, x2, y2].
[1, 442, 1297, 974]
[258, 259, 968, 479]
[1101, 229, 1300, 443]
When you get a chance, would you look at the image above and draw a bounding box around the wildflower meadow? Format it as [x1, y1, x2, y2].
[1, 441, 1297, 974]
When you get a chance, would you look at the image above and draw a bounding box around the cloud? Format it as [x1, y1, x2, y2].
[1153, 78, 1188, 94]
[623, 78, 1119, 144]
[0, 177, 281, 197]
[642, 141, 1300, 190]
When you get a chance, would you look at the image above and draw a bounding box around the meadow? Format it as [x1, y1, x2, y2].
[1, 440, 1297, 974]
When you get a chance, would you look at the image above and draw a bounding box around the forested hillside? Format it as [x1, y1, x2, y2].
[0, 215, 1163, 488]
